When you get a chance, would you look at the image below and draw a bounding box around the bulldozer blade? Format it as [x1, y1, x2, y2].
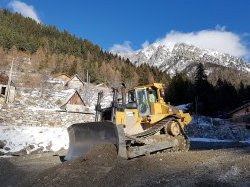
[65, 122, 119, 161]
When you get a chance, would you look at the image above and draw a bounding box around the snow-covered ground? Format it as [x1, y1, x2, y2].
[0, 125, 68, 156]
[186, 115, 250, 142]
[190, 137, 250, 144]
[190, 137, 235, 143]
[0, 82, 115, 156]
[1, 124, 249, 157]
[1, 115, 249, 157]
[0, 97, 250, 157]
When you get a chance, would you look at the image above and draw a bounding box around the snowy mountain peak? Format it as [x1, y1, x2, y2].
[118, 42, 250, 76]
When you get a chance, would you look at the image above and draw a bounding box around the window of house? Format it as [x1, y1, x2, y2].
[1, 87, 6, 95]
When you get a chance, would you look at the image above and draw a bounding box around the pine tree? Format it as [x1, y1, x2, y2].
[194, 63, 215, 114]
[194, 63, 209, 95]
[166, 73, 190, 105]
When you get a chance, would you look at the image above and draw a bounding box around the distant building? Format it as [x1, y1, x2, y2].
[64, 74, 84, 91]
[0, 73, 16, 102]
[227, 102, 250, 128]
[54, 73, 71, 82]
[48, 73, 71, 86]
[60, 90, 86, 112]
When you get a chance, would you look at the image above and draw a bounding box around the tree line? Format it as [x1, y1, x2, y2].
[166, 63, 250, 116]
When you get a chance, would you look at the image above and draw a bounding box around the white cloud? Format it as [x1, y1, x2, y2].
[8, 1, 41, 23]
[110, 28, 249, 58]
[110, 41, 134, 54]
[157, 30, 248, 57]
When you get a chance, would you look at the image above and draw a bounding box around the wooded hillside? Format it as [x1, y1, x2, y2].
[0, 9, 170, 87]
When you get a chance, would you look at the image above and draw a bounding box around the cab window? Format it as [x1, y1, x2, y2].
[136, 88, 150, 116]
[128, 90, 136, 103]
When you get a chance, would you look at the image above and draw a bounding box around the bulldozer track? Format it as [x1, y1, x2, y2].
[132, 117, 175, 138]
[127, 116, 190, 152]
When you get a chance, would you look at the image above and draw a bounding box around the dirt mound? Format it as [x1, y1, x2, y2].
[71, 144, 117, 166]
[26, 144, 118, 187]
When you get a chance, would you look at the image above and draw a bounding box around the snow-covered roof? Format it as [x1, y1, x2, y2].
[64, 74, 85, 87]
[54, 73, 70, 79]
[228, 102, 250, 115]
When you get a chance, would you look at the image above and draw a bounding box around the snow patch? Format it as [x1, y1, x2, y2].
[0, 125, 68, 155]
[190, 137, 235, 143]
[175, 104, 190, 111]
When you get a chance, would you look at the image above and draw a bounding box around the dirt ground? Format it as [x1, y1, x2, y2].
[0, 144, 249, 187]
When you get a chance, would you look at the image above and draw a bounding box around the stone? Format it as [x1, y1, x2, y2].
[0, 151, 5, 156]
[28, 144, 35, 149]
[0, 140, 6, 149]
[4, 147, 10, 151]
[10, 148, 27, 156]
[30, 147, 44, 154]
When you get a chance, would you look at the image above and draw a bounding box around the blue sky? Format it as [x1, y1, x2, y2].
[1, 0, 250, 59]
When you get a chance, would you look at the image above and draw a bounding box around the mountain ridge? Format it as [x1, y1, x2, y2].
[118, 42, 250, 76]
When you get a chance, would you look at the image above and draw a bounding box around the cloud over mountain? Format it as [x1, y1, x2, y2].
[110, 28, 249, 58]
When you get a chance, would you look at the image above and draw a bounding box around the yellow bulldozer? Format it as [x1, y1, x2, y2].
[65, 83, 191, 160]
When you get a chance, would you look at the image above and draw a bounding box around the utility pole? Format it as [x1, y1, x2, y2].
[195, 96, 198, 115]
[195, 96, 198, 125]
[86, 70, 91, 84]
[86, 70, 89, 84]
[6, 58, 14, 103]
[82, 71, 85, 82]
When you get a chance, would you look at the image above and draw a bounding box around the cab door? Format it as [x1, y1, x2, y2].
[135, 88, 150, 117]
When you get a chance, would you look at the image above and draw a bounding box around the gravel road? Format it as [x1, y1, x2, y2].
[0, 144, 249, 187]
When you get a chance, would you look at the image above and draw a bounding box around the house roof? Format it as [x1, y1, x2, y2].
[54, 73, 70, 79]
[61, 89, 85, 107]
[228, 102, 250, 115]
[0, 73, 15, 87]
[65, 74, 85, 86]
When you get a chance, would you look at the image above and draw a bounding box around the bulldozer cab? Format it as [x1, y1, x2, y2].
[128, 88, 150, 117]
[127, 85, 161, 117]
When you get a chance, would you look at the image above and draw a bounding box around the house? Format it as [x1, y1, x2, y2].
[48, 73, 71, 86]
[60, 90, 86, 112]
[54, 73, 71, 82]
[0, 73, 16, 102]
[64, 74, 84, 91]
[227, 102, 250, 128]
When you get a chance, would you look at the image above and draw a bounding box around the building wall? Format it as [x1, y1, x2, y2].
[0, 84, 15, 102]
[69, 92, 84, 105]
[8, 87, 15, 102]
[232, 106, 250, 118]
[66, 104, 86, 112]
